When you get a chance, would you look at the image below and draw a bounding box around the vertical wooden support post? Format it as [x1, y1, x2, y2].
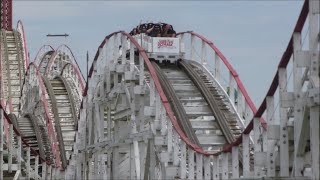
[27, 147, 31, 180]
[139, 55, 144, 86]
[310, 106, 320, 179]
[215, 52, 220, 82]
[106, 64, 111, 95]
[98, 154, 103, 180]
[204, 155, 211, 179]
[167, 118, 173, 158]
[8, 124, 12, 173]
[232, 146, 239, 178]
[121, 34, 127, 64]
[47, 165, 52, 180]
[149, 139, 156, 179]
[196, 153, 203, 180]
[88, 157, 92, 179]
[180, 34, 185, 59]
[35, 155, 39, 179]
[201, 40, 207, 66]
[160, 104, 166, 136]
[94, 103, 100, 144]
[278, 68, 289, 176]
[138, 54, 145, 132]
[52, 167, 56, 180]
[130, 143, 135, 179]
[221, 153, 228, 179]
[133, 136, 141, 179]
[139, 142, 146, 179]
[308, 3, 319, 178]
[188, 149, 194, 180]
[112, 147, 119, 178]
[130, 80, 141, 180]
[0, 109, 3, 180]
[42, 162, 46, 180]
[17, 136, 22, 172]
[266, 96, 276, 177]
[173, 132, 179, 166]
[180, 142, 186, 179]
[237, 87, 243, 114]
[191, 34, 195, 61]
[212, 155, 219, 180]
[94, 154, 98, 179]
[107, 150, 111, 180]
[113, 38, 119, 86]
[99, 105, 104, 141]
[292, 33, 304, 176]
[130, 41, 134, 72]
[87, 93, 94, 146]
[254, 117, 265, 177]
[243, 134, 250, 177]
[229, 72, 235, 103]
[101, 154, 108, 179]
[113, 33, 118, 61]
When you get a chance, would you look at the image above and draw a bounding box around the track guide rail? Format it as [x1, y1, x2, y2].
[151, 61, 201, 147]
[179, 60, 235, 143]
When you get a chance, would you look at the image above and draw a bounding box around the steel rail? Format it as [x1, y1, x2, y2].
[190, 60, 247, 131]
[151, 61, 201, 147]
[45, 44, 86, 82]
[179, 60, 235, 143]
[38, 50, 54, 74]
[220, 0, 309, 153]
[41, 76, 68, 169]
[83, 31, 214, 155]
[60, 62, 85, 93]
[21, 63, 61, 167]
[33, 45, 54, 66]
[16, 20, 29, 68]
[59, 76, 78, 130]
[177, 31, 267, 129]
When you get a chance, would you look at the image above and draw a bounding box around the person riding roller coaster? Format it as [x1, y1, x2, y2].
[138, 23, 148, 33]
[129, 21, 176, 37]
[146, 23, 162, 37]
[162, 24, 176, 37]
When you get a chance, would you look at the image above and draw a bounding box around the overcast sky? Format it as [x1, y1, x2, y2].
[13, 1, 305, 107]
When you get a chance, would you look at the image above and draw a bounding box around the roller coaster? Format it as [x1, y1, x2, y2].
[0, 0, 319, 179]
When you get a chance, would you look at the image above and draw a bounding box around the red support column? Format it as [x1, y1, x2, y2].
[0, 0, 12, 30]
[8, 0, 12, 30]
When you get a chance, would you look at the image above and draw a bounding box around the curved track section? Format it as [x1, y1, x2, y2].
[33, 45, 54, 67]
[69, 3, 318, 177]
[68, 31, 254, 179]
[45, 44, 85, 81]
[16, 20, 29, 68]
[20, 63, 60, 166]
[38, 50, 55, 74]
[20, 45, 84, 171]
[1, 1, 318, 179]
